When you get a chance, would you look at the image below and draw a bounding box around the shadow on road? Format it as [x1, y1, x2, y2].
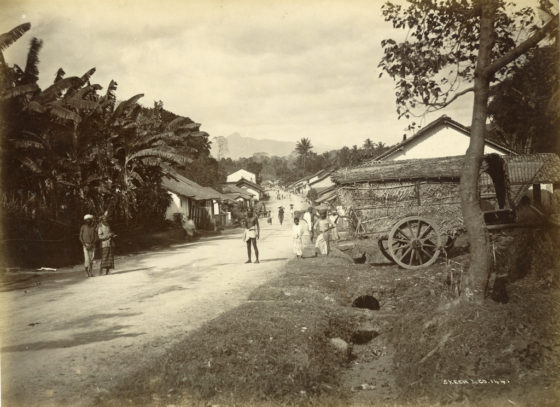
[2, 325, 144, 352]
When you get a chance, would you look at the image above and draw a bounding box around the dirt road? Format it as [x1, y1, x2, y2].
[1, 194, 305, 407]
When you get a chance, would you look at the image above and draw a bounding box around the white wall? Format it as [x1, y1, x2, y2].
[227, 169, 256, 183]
[390, 125, 506, 161]
[165, 191, 190, 221]
[310, 176, 334, 190]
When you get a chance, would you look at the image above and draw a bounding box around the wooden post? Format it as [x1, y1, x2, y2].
[532, 184, 542, 207]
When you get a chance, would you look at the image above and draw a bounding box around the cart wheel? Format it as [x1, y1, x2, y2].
[378, 237, 396, 263]
[388, 216, 442, 270]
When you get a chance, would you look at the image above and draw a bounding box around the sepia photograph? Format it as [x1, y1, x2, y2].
[0, 0, 559, 406]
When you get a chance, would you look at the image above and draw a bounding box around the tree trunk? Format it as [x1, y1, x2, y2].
[460, 0, 497, 301]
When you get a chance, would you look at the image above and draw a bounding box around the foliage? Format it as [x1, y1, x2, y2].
[0, 22, 212, 258]
[219, 139, 391, 186]
[487, 44, 559, 153]
[379, 0, 542, 122]
[378, 0, 558, 297]
[294, 137, 313, 172]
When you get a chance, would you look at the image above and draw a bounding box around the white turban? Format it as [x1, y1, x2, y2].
[84, 214, 94, 220]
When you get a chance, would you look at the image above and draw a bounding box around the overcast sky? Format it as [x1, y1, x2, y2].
[1, 0, 476, 150]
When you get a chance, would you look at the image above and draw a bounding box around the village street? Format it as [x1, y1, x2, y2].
[0, 193, 307, 407]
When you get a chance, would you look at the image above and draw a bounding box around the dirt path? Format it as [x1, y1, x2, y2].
[1, 194, 305, 407]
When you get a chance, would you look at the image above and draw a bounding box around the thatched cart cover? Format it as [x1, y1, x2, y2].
[333, 153, 560, 186]
[332, 153, 559, 237]
[332, 155, 465, 184]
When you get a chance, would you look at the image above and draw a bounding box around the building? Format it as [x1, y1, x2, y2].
[223, 178, 264, 201]
[309, 169, 335, 190]
[219, 183, 255, 209]
[226, 169, 256, 183]
[374, 115, 516, 161]
[162, 172, 230, 230]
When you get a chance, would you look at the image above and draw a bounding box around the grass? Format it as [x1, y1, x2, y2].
[97, 228, 560, 407]
[98, 254, 381, 407]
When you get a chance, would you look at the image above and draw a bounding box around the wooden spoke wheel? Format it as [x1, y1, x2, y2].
[388, 216, 442, 270]
[378, 237, 396, 263]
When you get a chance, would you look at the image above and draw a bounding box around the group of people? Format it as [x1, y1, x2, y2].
[293, 206, 339, 259]
[79, 214, 116, 277]
[241, 205, 340, 264]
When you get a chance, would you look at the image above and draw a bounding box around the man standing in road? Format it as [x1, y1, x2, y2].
[79, 214, 97, 277]
[244, 210, 260, 264]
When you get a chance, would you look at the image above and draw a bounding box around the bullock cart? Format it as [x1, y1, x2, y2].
[332, 153, 560, 270]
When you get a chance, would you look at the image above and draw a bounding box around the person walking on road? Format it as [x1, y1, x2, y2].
[292, 217, 304, 259]
[313, 210, 334, 256]
[79, 214, 97, 277]
[278, 206, 285, 226]
[98, 214, 116, 275]
[243, 210, 260, 263]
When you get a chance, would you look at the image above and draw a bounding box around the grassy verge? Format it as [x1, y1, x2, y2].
[97, 229, 560, 407]
[98, 253, 384, 407]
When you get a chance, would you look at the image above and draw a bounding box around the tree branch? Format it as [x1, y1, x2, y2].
[432, 87, 474, 108]
[484, 14, 558, 77]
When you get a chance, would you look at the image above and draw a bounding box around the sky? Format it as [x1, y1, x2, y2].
[1, 0, 478, 150]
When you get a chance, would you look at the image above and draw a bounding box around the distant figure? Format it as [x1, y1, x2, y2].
[313, 210, 334, 256]
[79, 214, 97, 277]
[98, 215, 116, 275]
[183, 216, 196, 240]
[278, 207, 285, 225]
[243, 210, 260, 263]
[292, 217, 304, 259]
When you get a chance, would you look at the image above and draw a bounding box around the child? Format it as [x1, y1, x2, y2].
[292, 217, 304, 259]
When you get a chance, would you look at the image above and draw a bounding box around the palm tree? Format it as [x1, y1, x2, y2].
[363, 138, 374, 150]
[295, 137, 313, 172]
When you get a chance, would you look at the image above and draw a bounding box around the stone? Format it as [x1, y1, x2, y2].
[329, 337, 352, 358]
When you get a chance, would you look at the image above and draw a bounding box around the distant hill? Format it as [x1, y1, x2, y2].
[211, 133, 332, 159]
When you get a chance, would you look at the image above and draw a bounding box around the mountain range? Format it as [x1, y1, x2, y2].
[210, 133, 332, 160]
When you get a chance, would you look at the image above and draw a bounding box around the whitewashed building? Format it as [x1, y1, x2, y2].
[375, 115, 516, 161]
[226, 169, 256, 183]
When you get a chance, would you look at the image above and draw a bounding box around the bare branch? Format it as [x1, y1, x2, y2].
[432, 87, 474, 108]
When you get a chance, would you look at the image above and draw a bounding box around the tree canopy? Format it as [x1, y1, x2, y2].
[379, 0, 558, 300]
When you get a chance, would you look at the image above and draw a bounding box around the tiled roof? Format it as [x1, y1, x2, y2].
[162, 173, 225, 201]
[504, 153, 560, 184]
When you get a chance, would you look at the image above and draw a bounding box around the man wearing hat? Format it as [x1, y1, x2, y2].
[79, 214, 97, 277]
